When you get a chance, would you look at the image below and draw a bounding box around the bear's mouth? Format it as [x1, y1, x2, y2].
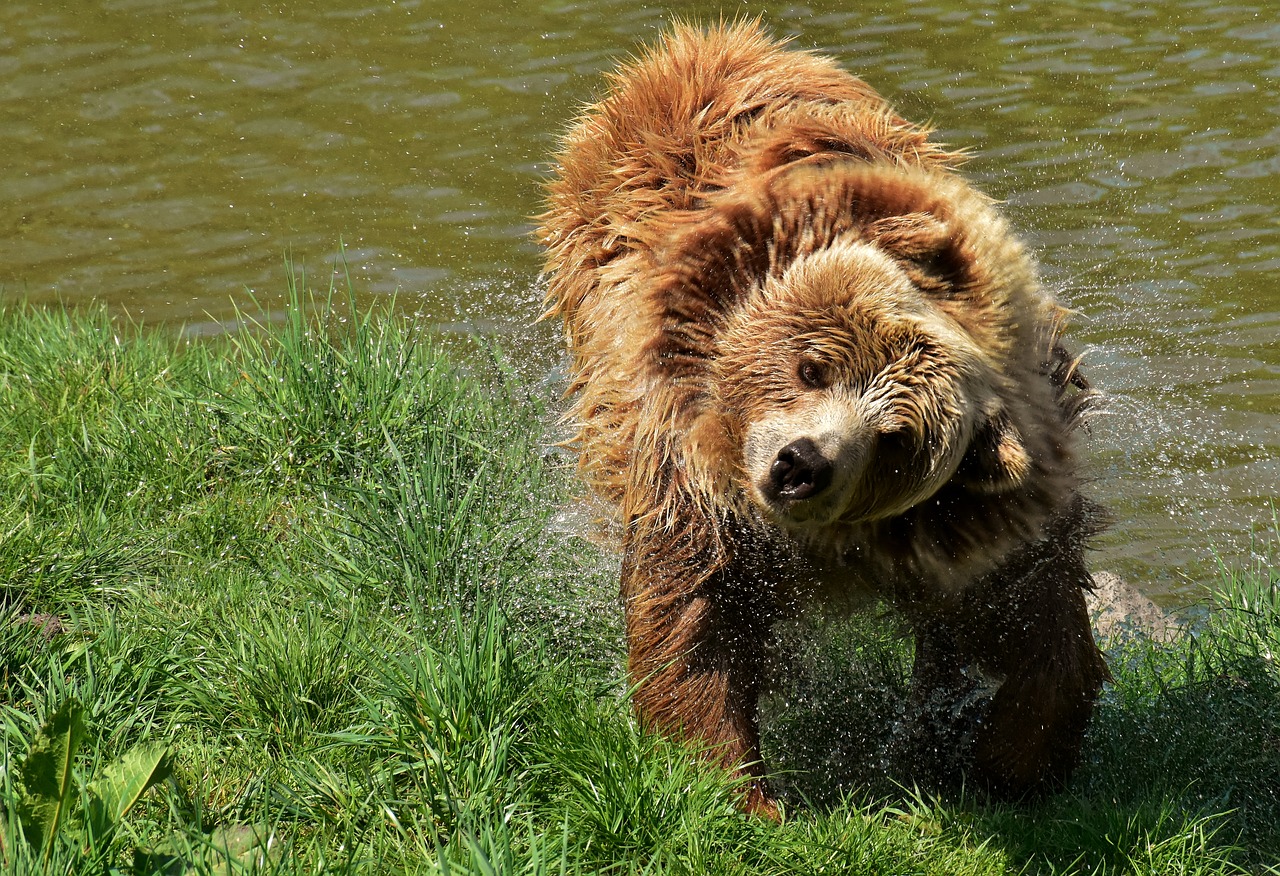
[754, 428, 946, 528]
[766, 438, 834, 502]
[754, 434, 862, 527]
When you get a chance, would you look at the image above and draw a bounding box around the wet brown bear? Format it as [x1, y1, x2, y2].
[538, 22, 1110, 816]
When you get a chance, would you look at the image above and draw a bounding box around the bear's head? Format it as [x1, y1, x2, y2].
[715, 234, 1032, 532]
[647, 159, 1055, 536]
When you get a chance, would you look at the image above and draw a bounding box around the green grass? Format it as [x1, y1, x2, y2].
[0, 280, 1277, 874]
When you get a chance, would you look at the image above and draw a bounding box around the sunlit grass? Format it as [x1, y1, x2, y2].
[0, 287, 1276, 874]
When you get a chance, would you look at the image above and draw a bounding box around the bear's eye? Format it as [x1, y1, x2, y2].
[797, 358, 828, 389]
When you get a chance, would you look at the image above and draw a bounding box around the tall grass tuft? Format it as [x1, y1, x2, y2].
[1071, 551, 1280, 864]
[214, 262, 429, 485]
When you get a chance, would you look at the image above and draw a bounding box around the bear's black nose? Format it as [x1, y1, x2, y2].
[769, 438, 833, 501]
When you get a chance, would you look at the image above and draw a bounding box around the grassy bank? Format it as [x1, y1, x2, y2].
[1, 284, 1277, 875]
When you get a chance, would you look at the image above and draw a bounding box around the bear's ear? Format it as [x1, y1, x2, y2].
[867, 212, 965, 295]
[955, 409, 1032, 494]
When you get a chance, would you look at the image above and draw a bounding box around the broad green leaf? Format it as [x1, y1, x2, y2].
[87, 743, 170, 830]
[208, 824, 277, 865]
[14, 699, 85, 862]
[133, 824, 279, 875]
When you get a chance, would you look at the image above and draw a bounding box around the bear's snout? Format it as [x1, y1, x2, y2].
[767, 438, 833, 502]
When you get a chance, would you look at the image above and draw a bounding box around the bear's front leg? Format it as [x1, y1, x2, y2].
[963, 550, 1111, 796]
[620, 530, 779, 817]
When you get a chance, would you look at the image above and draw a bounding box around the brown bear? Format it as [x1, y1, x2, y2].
[538, 22, 1110, 816]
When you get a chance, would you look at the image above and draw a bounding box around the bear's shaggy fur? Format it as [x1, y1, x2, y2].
[538, 22, 1110, 815]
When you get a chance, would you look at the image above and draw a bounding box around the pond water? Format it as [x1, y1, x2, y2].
[4, 0, 1277, 603]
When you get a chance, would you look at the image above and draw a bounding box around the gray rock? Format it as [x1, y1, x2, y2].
[1087, 571, 1181, 643]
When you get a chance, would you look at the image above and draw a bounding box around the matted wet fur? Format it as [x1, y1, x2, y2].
[538, 22, 1110, 817]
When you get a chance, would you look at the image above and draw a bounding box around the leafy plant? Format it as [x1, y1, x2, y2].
[7, 698, 169, 866]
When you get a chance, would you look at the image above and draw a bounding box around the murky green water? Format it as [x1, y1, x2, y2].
[4, 1, 1277, 601]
